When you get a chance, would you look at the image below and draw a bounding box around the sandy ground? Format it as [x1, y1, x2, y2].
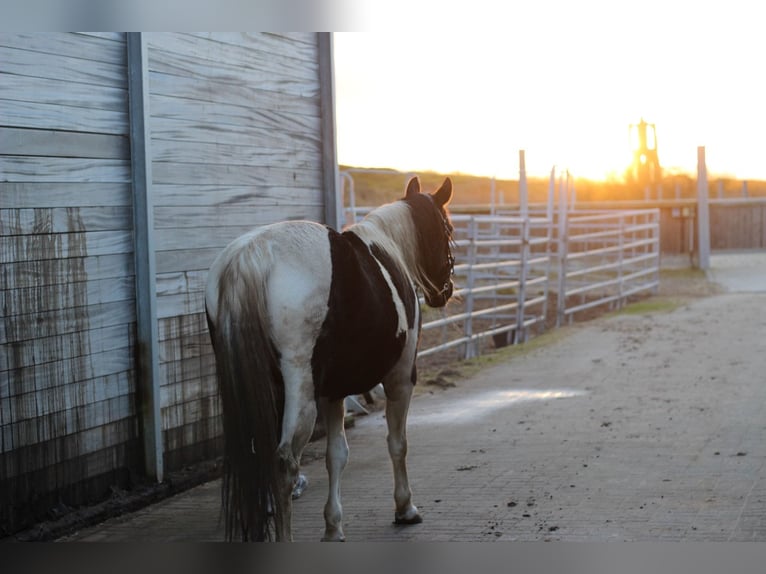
[53, 252, 766, 542]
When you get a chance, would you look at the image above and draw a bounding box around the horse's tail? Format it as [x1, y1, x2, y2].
[207, 251, 284, 541]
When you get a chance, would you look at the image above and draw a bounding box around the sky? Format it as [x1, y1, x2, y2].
[333, 3, 765, 181]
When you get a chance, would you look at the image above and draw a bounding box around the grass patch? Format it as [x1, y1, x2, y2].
[616, 297, 682, 316]
[659, 267, 707, 281]
[416, 326, 574, 394]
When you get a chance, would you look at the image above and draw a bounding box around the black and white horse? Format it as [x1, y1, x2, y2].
[205, 176, 455, 541]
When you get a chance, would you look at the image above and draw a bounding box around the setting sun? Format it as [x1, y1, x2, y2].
[334, 6, 765, 184]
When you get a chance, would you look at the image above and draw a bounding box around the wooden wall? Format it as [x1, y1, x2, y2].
[1, 32, 332, 535]
[710, 200, 766, 251]
[0, 32, 139, 534]
[145, 33, 326, 469]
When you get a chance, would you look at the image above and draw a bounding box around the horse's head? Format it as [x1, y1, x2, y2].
[402, 176, 455, 308]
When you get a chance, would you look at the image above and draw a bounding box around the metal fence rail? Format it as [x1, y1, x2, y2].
[418, 214, 553, 360]
[341, 168, 661, 365]
[556, 209, 661, 325]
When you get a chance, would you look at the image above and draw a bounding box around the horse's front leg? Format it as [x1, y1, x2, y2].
[319, 397, 349, 541]
[383, 376, 422, 525]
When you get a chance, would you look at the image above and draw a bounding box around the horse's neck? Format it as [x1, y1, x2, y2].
[348, 204, 419, 281]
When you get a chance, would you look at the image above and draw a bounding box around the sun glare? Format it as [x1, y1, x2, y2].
[334, 12, 765, 184]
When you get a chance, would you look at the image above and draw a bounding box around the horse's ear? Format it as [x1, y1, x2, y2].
[405, 176, 421, 198]
[432, 177, 453, 207]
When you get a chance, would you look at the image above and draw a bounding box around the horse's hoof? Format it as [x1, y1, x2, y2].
[292, 473, 308, 500]
[321, 532, 346, 542]
[393, 510, 423, 525]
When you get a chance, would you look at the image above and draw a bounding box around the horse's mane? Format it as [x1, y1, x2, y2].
[347, 200, 430, 295]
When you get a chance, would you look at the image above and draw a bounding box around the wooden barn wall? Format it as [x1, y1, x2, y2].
[145, 33, 325, 470]
[0, 32, 139, 534]
[710, 201, 766, 251]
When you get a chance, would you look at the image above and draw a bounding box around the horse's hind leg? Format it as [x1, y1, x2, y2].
[383, 376, 422, 525]
[319, 396, 349, 541]
[275, 362, 317, 541]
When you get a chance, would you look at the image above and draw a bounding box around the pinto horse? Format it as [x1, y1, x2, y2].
[205, 176, 455, 541]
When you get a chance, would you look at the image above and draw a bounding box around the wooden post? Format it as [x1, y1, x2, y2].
[317, 33, 340, 230]
[696, 146, 711, 270]
[127, 33, 163, 483]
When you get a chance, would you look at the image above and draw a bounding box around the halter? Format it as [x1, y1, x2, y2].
[438, 212, 456, 296]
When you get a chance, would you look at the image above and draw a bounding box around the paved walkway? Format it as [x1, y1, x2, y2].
[62, 255, 766, 541]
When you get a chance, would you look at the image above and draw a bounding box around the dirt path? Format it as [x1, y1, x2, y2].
[60, 258, 766, 541]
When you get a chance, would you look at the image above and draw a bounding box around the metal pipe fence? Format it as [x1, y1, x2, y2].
[418, 214, 553, 360]
[341, 167, 661, 365]
[556, 209, 661, 325]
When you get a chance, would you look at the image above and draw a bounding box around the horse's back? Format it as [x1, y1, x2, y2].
[206, 219, 418, 401]
[205, 221, 332, 324]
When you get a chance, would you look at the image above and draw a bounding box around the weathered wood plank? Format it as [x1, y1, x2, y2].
[0, 33, 126, 65]
[2, 417, 136, 477]
[0, 46, 127, 89]
[0, 299, 136, 344]
[147, 32, 317, 84]
[160, 353, 216, 391]
[156, 269, 208, 297]
[149, 71, 319, 115]
[150, 115, 321, 150]
[156, 290, 206, 319]
[0, 72, 127, 111]
[150, 137, 321, 170]
[153, 204, 321, 230]
[2, 274, 135, 320]
[149, 90, 320, 133]
[0, 206, 132, 236]
[2, 346, 134, 397]
[148, 72, 319, 121]
[190, 32, 317, 64]
[1, 252, 135, 290]
[149, 111, 320, 149]
[158, 329, 209, 363]
[73, 32, 125, 43]
[158, 312, 207, 342]
[0, 128, 129, 159]
[163, 416, 222, 455]
[162, 391, 219, 431]
[0, 157, 131, 183]
[1, 322, 134, 372]
[6, 390, 135, 444]
[162, 368, 218, 407]
[0, 182, 130, 210]
[0, 229, 133, 264]
[0, 99, 129, 134]
[152, 225, 268, 252]
[151, 161, 321, 188]
[155, 247, 220, 274]
[152, 183, 322, 208]
[176, 31, 316, 55]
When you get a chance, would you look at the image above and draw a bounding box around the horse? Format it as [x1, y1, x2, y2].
[204, 176, 455, 541]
